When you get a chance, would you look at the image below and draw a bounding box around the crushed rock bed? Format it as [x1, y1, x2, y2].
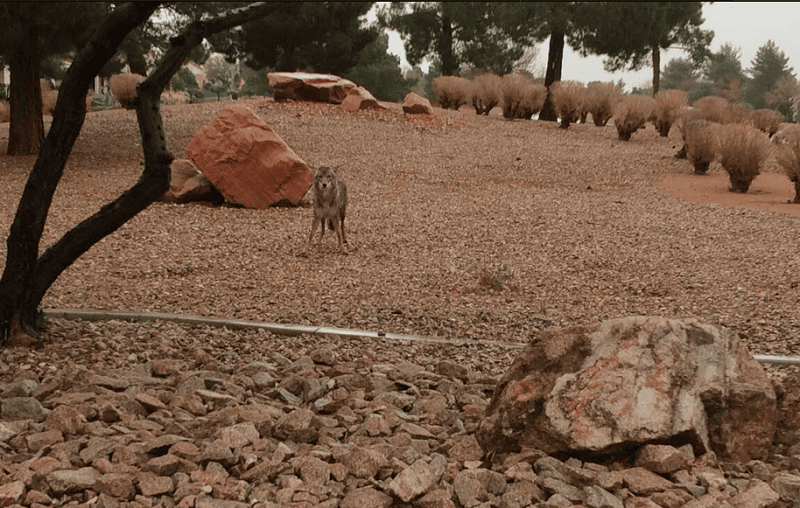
[1, 98, 798, 362]
[1, 97, 800, 504]
[0, 317, 798, 507]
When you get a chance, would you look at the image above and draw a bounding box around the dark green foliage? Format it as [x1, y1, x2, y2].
[170, 68, 199, 92]
[379, 2, 539, 76]
[0, 2, 110, 154]
[344, 33, 415, 102]
[216, 2, 377, 76]
[744, 40, 795, 110]
[660, 58, 699, 93]
[571, 2, 713, 94]
[239, 66, 271, 97]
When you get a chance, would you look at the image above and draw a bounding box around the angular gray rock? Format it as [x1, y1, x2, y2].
[477, 316, 776, 462]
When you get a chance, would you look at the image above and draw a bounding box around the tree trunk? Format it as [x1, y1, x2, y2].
[652, 44, 660, 96]
[7, 29, 44, 155]
[0, 3, 158, 344]
[440, 4, 456, 76]
[539, 30, 564, 122]
[0, 2, 289, 345]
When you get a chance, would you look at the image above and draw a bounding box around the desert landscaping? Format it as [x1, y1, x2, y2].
[2, 95, 800, 507]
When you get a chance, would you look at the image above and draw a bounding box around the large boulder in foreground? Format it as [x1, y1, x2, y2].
[267, 72, 357, 104]
[186, 106, 312, 208]
[477, 316, 776, 462]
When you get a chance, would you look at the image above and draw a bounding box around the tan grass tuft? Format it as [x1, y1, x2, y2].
[751, 108, 784, 137]
[682, 119, 718, 174]
[584, 82, 620, 127]
[500, 73, 546, 119]
[613, 95, 655, 141]
[773, 124, 800, 202]
[0, 99, 8, 123]
[110, 73, 146, 109]
[470, 73, 502, 115]
[550, 81, 585, 129]
[432, 76, 471, 110]
[654, 89, 688, 137]
[718, 123, 770, 193]
[692, 96, 730, 124]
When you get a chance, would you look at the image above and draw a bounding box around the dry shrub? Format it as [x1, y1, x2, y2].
[0, 99, 8, 123]
[654, 89, 687, 137]
[751, 108, 783, 137]
[550, 81, 585, 129]
[40, 79, 58, 115]
[773, 124, 800, 203]
[584, 82, 620, 127]
[110, 73, 145, 109]
[500, 73, 546, 119]
[682, 119, 718, 174]
[432, 76, 470, 110]
[673, 107, 703, 158]
[692, 96, 730, 124]
[161, 89, 188, 105]
[470, 73, 502, 115]
[718, 123, 770, 193]
[613, 95, 655, 141]
[725, 102, 752, 125]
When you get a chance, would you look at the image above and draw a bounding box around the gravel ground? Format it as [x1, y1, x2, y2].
[1, 98, 799, 374]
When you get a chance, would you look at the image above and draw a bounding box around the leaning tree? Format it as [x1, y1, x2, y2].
[0, 2, 289, 345]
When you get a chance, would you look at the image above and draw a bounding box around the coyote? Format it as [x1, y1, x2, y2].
[301, 166, 348, 255]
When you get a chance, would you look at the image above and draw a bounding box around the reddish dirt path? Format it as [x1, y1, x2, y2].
[658, 172, 800, 217]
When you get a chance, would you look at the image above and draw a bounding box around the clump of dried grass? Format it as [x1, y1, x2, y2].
[773, 124, 800, 203]
[110, 73, 146, 109]
[584, 82, 620, 127]
[470, 73, 502, 115]
[0, 99, 9, 123]
[692, 96, 730, 124]
[682, 119, 718, 174]
[500, 73, 546, 119]
[550, 81, 585, 129]
[750, 108, 784, 137]
[726, 102, 752, 125]
[718, 123, 770, 193]
[432, 76, 471, 110]
[613, 95, 655, 141]
[41, 79, 59, 115]
[654, 89, 687, 137]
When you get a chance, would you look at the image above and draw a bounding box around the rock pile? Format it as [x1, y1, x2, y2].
[0, 317, 799, 508]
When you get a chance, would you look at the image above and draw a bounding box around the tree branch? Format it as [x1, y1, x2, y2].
[27, 2, 291, 316]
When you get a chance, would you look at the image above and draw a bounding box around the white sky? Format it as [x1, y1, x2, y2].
[380, 2, 799, 93]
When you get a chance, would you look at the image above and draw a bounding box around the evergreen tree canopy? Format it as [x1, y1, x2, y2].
[570, 2, 713, 94]
[344, 32, 415, 102]
[379, 2, 539, 76]
[744, 40, 795, 109]
[212, 2, 377, 75]
[660, 57, 699, 92]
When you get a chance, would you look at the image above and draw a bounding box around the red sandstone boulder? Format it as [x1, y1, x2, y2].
[341, 87, 382, 113]
[157, 159, 218, 204]
[267, 72, 358, 104]
[402, 92, 434, 115]
[477, 316, 777, 462]
[186, 106, 312, 208]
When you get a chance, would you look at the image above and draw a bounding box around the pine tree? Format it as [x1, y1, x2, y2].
[744, 40, 795, 110]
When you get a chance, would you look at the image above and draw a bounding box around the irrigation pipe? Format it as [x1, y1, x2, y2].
[43, 308, 522, 348]
[43, 309, 800, 365]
